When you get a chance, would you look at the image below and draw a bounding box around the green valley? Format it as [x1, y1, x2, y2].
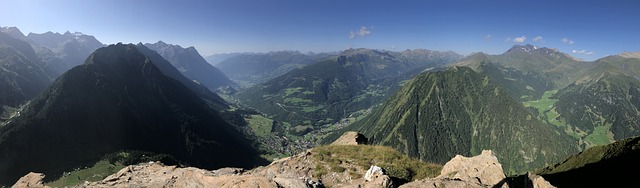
[523, 90, 615, 148]
[341, 66, 578, 175]
[238, 49, 461, 137]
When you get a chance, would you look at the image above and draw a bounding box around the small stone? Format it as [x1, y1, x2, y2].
[364, 166, 384, 182]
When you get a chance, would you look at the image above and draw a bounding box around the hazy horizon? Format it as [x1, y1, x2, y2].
[2, 0, 639, 60]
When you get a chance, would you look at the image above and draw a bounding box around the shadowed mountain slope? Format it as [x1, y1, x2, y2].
[0, 43, 263, 185]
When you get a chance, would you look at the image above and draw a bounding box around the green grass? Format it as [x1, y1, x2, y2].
[284, 87, 304, 97]
[245, 115, 274, 137]
[523, 90, 573, 133]
[523, 90, 558, 111]
[46, 160, 124, 187]
[523, 90, 615, 148]
[586, 124, 615, 146]
[581, 107, 615, 147]
[302, 105, 323, 112]
[523, 90, 585, 141]
[284, 97, 312, 104]
[312, 145, 442, 182]
[520, 95, 532, 100]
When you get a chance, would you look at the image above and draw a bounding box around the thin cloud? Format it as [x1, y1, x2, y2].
[485, 34, 492, 41]
[348, 26, 371, 39]
[533, 36, 543, 42]
[513, 36, 526, 43]
[562, 38, 574, 45]
[572, 49, 593, 55]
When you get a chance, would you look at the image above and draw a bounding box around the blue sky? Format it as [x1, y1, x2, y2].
[2, 0, 639, 60]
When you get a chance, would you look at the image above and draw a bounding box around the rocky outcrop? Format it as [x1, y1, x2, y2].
[73, 151, 325, 188]
[11, 172, 49, 188]
[249, 150, 324, 187]
[401, 150, 509, 188]
[59, 148, 392, 188]
[331, 131, 368, 145]
[527, 173, 556, 188]
[76, 162, 279, 188]
[438, 150, 506, 187]
[14, 147, 527, 188]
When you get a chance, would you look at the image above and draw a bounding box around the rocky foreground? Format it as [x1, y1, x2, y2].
[13, 132, 555, 188]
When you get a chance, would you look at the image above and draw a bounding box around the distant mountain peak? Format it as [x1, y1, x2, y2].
[62, 31, 89, 39]
[0, 26, 26, 39]
[146, 41, 196, 53]
[508, 44, 561, 53]
[153, 40, 169, 46]
[27, 30, 103, 49]
[339, 48, 394, 59]
[468, 52, 490, 60]
[453, 52, 490, 68]
[84, 43, 144, 66]
[341, 48, 377, 54]
[507, 44, 542, 53]
[619, 52, 640, 59]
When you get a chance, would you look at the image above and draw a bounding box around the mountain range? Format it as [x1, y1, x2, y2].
[144, 41, 234, 91]
[457, 44, 591, 90]
[326, 44, 640, 176]
[0, 28, 107, 126]
[553, 55, 640, 146]
[3, 25, 640, 187]
[238, 48, 462, 135]
[340, 66, 578, 175]
[204, 52, 250, 66]
[0, 43, 263, 185]
[449, 45, 640, 149]
[0, 32, 53, 122]
[26, 30, 105, 77]
[215, 51, 332, 87]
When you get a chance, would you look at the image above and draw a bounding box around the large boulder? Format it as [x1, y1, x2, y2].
[527, 173, 556, 188]
[401, 150, 509, 188]
[331, 131, 368, 145]
[400, 178, 482, 188]
[437, 150, 506, 187]
[11, 172, 49, 188]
